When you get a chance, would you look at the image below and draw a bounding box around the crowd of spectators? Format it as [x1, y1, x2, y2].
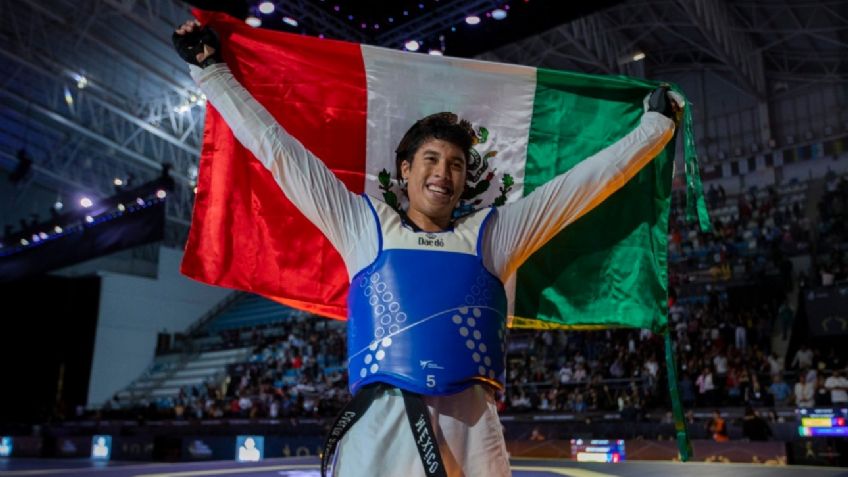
[668, 181, 808, 290]
[809, 171, 848, 286]
[216, 320, 350, 419]
[102, 319, 350, 420]
[501, 299, 784, 417]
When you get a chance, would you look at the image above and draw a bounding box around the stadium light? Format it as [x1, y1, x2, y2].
[404, 40, 420, 51]
[258, 1, 274, 14]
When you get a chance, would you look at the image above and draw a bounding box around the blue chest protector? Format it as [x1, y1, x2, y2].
[347, 197, 507, 396]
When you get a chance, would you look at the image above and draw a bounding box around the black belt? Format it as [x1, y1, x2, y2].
[321, 384, 448, 477]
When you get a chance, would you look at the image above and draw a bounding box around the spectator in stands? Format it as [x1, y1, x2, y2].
[707, 184, 719, 210]
[767, 352, 784, 376]
[741, 407, 772, 441]
[696, 367, 715, 406]
[825, 349, 845, 371]
[707, 410, 729, 442]
[792, 345, 814, 370]
[529, 427, 546, 441]
[794, 373, 815, 408]
[825, 370, 848, 405]
[746, 376, 766, 407]
[814, 375, 831, 407]
[713, 352, 728, 396]
[768, 374, 791, 406]
[678, 373, 695, 408]
[734, 319, 747, 350]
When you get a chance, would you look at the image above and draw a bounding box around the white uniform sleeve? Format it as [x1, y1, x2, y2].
[190, 63, 378, 279]
[484, 112, 675, 281]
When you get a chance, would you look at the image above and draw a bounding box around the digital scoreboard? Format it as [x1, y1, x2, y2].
[569, 439, 625, 462]
[797, 408, 848, 437]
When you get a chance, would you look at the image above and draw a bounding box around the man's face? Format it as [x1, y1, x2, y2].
[401, 138, 466, 226]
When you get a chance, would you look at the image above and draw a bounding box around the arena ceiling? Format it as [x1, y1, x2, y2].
[0, 0, 846, 245]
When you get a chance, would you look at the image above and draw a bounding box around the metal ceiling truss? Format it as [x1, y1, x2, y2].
[0, 0, 200, 237]
[476, 3, 652, 76]
[675, 0, 767, 99]
[478, 0, 845, 154]
[479, 0, 846, 89]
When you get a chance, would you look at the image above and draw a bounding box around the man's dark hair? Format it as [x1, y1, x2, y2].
[394, 112, 474, 182]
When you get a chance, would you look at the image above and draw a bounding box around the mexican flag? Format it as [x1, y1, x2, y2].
[181, 12, 709, 332]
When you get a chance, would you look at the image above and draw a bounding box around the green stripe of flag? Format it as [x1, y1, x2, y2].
[512, 67, 675, 332]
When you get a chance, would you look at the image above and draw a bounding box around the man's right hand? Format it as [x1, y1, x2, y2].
[173, 20, 220, 68]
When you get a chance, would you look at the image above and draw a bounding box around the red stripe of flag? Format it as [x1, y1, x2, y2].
[181, 12, 367, 319]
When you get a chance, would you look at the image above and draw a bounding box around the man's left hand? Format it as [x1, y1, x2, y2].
[645, 86, 685, 124]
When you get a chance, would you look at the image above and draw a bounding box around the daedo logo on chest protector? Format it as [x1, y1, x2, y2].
[417, 233, 445, 248]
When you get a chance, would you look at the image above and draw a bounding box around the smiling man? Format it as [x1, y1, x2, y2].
[394, 114, 472, 231]
[174, 20, 681, 477]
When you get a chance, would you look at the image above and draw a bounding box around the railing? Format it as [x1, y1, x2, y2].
[187, 291, 246, 336]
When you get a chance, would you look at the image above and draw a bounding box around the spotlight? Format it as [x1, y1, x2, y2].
[64, 88, 74, 107]
[245, 16, 261, 27]
[404, 40, 420, 51]
[428, 49, 443, 56]
[114, 178, 123, 186]
[80, 197, 93, 208]
[38, 232, 48, 240]
[136, 198, 145, 206]
[465, 15, 481, 25]
[156, 190, 167, 199]
[54, 201, 63, 211]
[76, 76, 88, 89]
[32, 234, 41, 243]
[258, 1, 274, 14]
[632, 52, 646, 61]
[491, 9, 507, 20]
[85, 215, 94, 223]
[282, 16, 298, 27]
[54, 225, 63, 233]
[117, 203, 126, 212]
[21, 238, 29, 246]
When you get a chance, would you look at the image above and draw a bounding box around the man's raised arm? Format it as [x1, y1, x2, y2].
[486, 88, 682, 280]
[173, 20, 374, 274]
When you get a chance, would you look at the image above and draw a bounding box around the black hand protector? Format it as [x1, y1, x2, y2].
[172, 26, 220, 68]
[648, 86, 674, 119]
